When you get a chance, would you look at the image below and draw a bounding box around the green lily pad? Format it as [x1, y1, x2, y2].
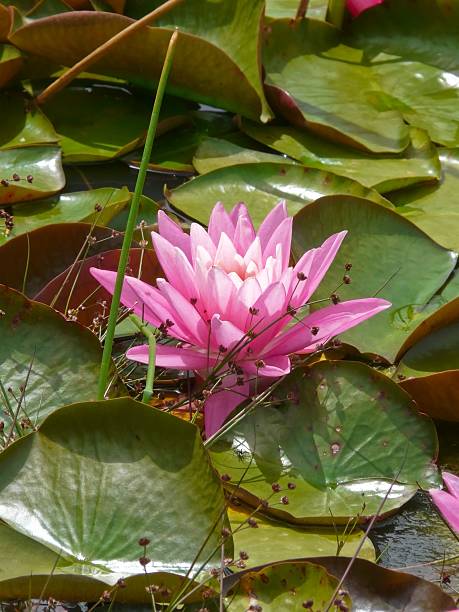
[0, 44, 22, 88]
[0, 284, 122, 430]
[241, 121, 441, 193]
[0, 398, 229, 603]
[0, 91, 58, 150]
[42, 83, 191, 163]
[348, 0, 459, 73]
[306, 557, 457, 611]
[167, 162, 390, 227]
[293, 196, 457, 361]
[263, 20, 410, 153]
[0, 145, 64, 205]
[391, 148, 459, 251]
[126, 110, 237, 173]
[193, 137, 296, 174]
[11, 0, 272, 121]
[208, 362, 439, 524]
[394, 298, 459, 421]
[266, 0, 328, 20]
[0, 222, 124, 297]
[224, 560, 350, 611]
[229, 507, 376, 566]
[0, 187, 131, 246]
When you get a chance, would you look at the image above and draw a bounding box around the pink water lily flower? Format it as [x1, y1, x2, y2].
[347, 0, 383, 17]
[91, 202, 390, 436]
[430, 472, 459, 534]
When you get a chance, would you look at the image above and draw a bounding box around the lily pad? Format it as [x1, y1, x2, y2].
[348, 0, 459, 73]
[208, 362, 439, 524]
[34, 247, 162, 327]
[0, 44, 22, 88]
[0, 187, 131, 246]
[42, 83, 191, 163]
[263, 19, 410, 153]
[0, 284, 122, 429]
[229, 507, 376, 566]
[0, 145, 64, 205]
[0, 91, 58, 150]
[224, 560, 350, 611]
[193, 137, 296, 174]
[307, 557, 457, 611]
[0, 222, 125, 296]
[394, 298, 459, 421]
[11, 0, 272, 121]
[241, 121, 441, 193]
[0, 398, 229, 602]
[292, 196, 457, 361]
[391, 148, 459, 251]
[265, 0, 328, 20]
[167, 162, 390, 227]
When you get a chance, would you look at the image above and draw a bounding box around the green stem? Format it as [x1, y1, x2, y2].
[327, 0, 347, 28]
[129, 315, 157, 403]
[97, 29, 179, 400]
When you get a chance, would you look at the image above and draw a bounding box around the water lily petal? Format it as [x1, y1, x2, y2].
[190, 222, 216, 265]
[152, 232, 198, 300]
[257, 200, 288, 251]
[245, 355, 291, 377]
[204, 374, 250, 437]
[264, 298, 390, 356]
[443, 472, 459, 500]
[429, 489, 459, 534]
[208, 202, 236, 245]
[347, 0, 383, 18]
[128, 343, 212, 370]
[233, 208, 256, 254]
[211, 314, 245, 351]
[262, 216, 292, 270]
[157, 210, 191, 261]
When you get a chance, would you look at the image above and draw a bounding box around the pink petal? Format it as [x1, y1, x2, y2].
[128, 343, 213, 370]
[443, 472, 459, 500]
[230, 202, 250, 225]
[245, 355, 291, 377]
[207, 267, 237, 320]
[347, 0, 383, 17]
[157, 210, 191, 261]
[293, 231, 347, 307]
[257, 200, 288, 249]
[214, 232, 244, 275]
[247, 282, 289, 350]
[211, 314, 245, 352]
[264, 298, 391, 356]
[90, 267, 188, 336]
[204, 375, 250, 437]
[190, 222, 216, 265]
[243, 236, 263, 271]
[262, 217, 292, 270]
[151, 232, 198, 300]
[429, 489, 459, 534]
[237, 277, 262, 312]
[233, 209, 256, 254]
[156, 278, 209, 345]
[208, 202, 236, 245]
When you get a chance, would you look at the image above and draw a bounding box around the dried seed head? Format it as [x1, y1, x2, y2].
[331, 293, 340, 305]
[343, 274, 351, 285]
[247, 517, 258, 528]
[138, 556, 151, 566]
[344, 262, 352, 271]
[280, 495, 289, 505]
[27, 175, 34, 183]
[239, 550, 249, 560]
[221, 473, 232, 482]
[221, 527, 231, 538]
[271, 482, 281, 492]
[138, 537, 150, 547]
[311, 326, 319, 336]
[1, 179, 9, 187]
[249, 306, 259, 315]
[297, 271, 307, 281]
[287, 482, 296, 490]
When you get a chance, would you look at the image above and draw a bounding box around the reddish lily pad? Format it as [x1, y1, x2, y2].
[11, 1, 272, 121]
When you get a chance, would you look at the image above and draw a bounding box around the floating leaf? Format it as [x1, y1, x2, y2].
[265, 0, 328, 20]
[225, 560, 350, 612]
[11, 0, 272, 121]
[348, 0, 459, 73]
[193, 137, 295, 174]
[293, 196, 457, 361]
[395, 298, 459, 421]
[391, 148, 459, 251]
[0, 285, 122, 428]
[34, 247, 162, 327]
[229, 507, 376, 566]
[0, 145, 64, 205]
[42, 83, 191, 163]
[241, 121, 441, 193]
[209, 362, 439, 524]
[307, 557, 456, 611]
[0, 398, 229, 602]
[0, 91, 58, 150]
[263, 19, 410, 153]
[0, 187, 131, 246]
[0, 222, 124, 296]
[0, 44, 22, 88]
[167, 162, 390, 227]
